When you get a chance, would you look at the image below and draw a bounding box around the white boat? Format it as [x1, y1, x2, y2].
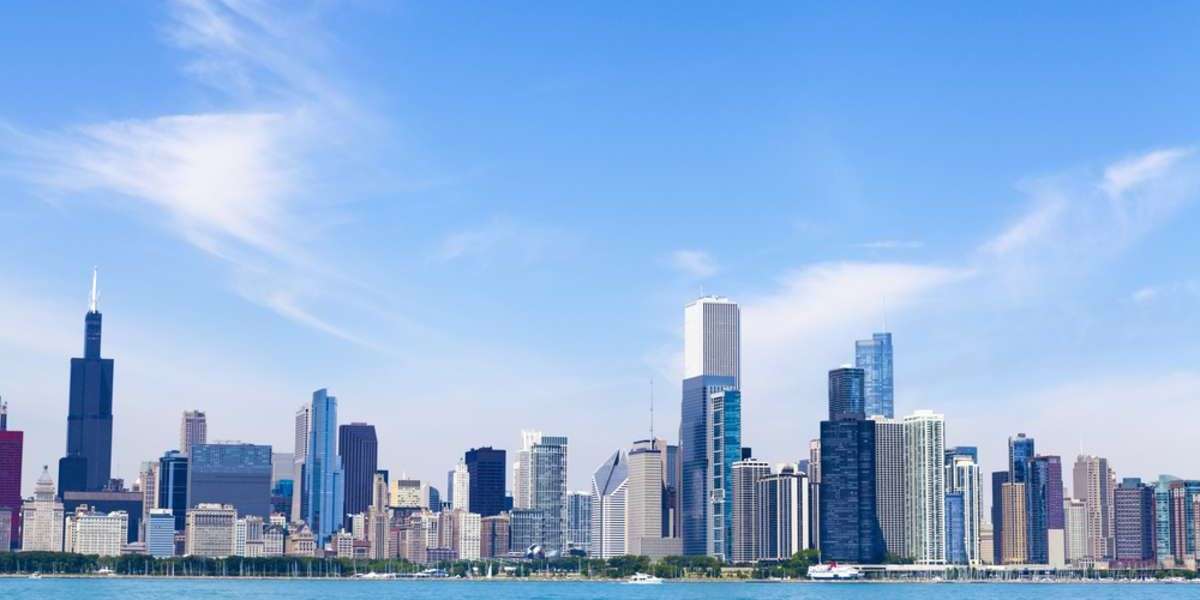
[625, 572, 664, 584]
[97, 567, 115, 576]
[28, 572, 42, 580]
[354, 572, 397, 579]
[807, 562, 863, 580]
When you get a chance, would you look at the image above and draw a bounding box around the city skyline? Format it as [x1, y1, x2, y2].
[2, 2, 1200, 508]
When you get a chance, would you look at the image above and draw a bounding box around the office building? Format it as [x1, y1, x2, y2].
[338, 422, 377, 527]
[451, 460, 470, 512]
[945, 493, 966, 564]
[514, 430, 542, 510]
[303, 389, 344, 545]
[757, 464, 808, 561]
[1026, 455, 1065, 565]
[58, 270, 115, 494]
[438, 508, 482, 560]
[157, 450, 189, 531]
[946, 453, 981, 565]
[291, 404, 310, 525]
[1008, 434, 1035, 485]
[390, 479, 422, 508]
[62, 489, 142, 544]
[819, 365, 884, 564]
[590, 449, 628, 558]
[188, 442, 272, 519]
[904, 410, 945, 564]
[1064, 497, 1088, 564]
[979, 522, 994, 565]
[509, 508, 545, 555]
[465, 447, 506, 517]
[186, 503, 237, 557]
[681, 296, 739, 558]
[873, 417, 906, 558]
[1154, 475, 1179, 565]
[627, 438, 668, 558]
[0, 399, 23, 549]
[481, 513, 511, 558]
[808, 439, 820, 550]
[137, 460, 159, 540]
[180, 410, 207, 456]
[20, 467, 64, 552]
[665, 443, 680, 538]
[1113, 478, 1155, 565]
[567, 490, 592, 554]
[146, 508, 176, 557]
[529, 434, 569, 553]
[1074, 454, 1115, 560]
[64, 505, 127, 556]
[1168, 480, 1200, 562]
[1000, 482, 1027, 564]
[828, 367, 866, 421]
[990, 471, 1008, 564]
[730, 458, 770, 563]
[855, 332, 894, 418]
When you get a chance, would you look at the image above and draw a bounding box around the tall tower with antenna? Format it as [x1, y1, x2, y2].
[58, 268, 116, 494]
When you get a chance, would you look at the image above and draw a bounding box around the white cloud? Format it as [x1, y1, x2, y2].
[1131, 280, 1200, 304]
[667, 249, 718, 278]
[1101, 147, 1192, 198]
[980, 197, 1067, 257]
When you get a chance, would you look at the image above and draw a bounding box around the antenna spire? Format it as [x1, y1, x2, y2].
[89, 267, 99, 313]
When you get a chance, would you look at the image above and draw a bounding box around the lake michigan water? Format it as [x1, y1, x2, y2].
[0, 579, 1196, 600]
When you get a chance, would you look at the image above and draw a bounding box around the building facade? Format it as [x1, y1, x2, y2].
[1026, 455, 1065, 565]
[188, 443, 272, 519]
[185, 503, 237, 557]
[451, 460, 470, 512]
[146, 508, 176, 557]
[626, 439, 667, 557]
[946, 453, 981, 564]
[338, 422, 378, 528]
[465, 447, 506, 517]
[303, 389, 344, 545]
[566, 490, 592, 554]
[58, 271, 115, 494]
[855, 332, 894, 418]
[873, 417, 906, 558]
[20, 467, 64, 552]
[180, 410, 207, 456]
[589, 450, 628, 558]
[0, 400, 23, 549]
[529, 434, 569, 553]
[157, 450, 189, 532]
[64, 506, 127, 556]
[730, 458, 770, 563]
[1074, 454, 1115, 560]
[903, 410, 945, 564]
[756, 464, 808, 561]
[1113, 477, 1156, 565]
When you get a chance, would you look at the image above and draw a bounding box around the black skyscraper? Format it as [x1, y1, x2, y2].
[818, 367, 884, 563]
[465, 447, 506, 517]
[338, 422, 377, 527]
[58, 270, 115, 494]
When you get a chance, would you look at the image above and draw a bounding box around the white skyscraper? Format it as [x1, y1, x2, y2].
[903, 410, 946, 564]
[873, 416, 906, 558]
[515, 430, 542, 510]
[731, 458, 771, 563]
[291, 404, 311, 523]
[452, 460, 471, 512]
[180, 410, 207, 456]
[626, 439, 667, 557]
[20, 466, 64, 552]
[1073, 454, 1115, 560]
[590, 450, 628, 558]
[1064, 497, 1089, 563]
[683, 296, 740, 383]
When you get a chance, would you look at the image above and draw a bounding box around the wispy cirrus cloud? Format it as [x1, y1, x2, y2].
[435, 217, 571, 264]
[667, 249, 718, 278]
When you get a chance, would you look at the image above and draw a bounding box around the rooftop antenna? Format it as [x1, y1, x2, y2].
[89, 266, 99, 313]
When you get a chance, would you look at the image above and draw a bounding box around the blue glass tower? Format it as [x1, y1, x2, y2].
[680, 375, 735, 556]
[59, 270, 115, 493]
[828, 367, 866, 420]
[945, 492, 966, 564]
[712, 388, 741, 559]
[818, 368, 884, 563]
[855, 332, 893, 418]
[304, 388, 344, 545]
[157, 450, 189, 531]
[1025, 455, 1063, 564]
[1007, 434, 1035, 484]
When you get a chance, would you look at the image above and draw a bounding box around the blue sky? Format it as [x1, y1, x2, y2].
[2, 2, 1199, 498]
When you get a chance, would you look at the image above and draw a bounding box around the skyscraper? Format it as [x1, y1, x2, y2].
[1073, 454, 1115, 560]
[730, 458, 770, 563]
[1167, 480, 1200, 563]
[0, 399, 23, 549]
[626, 439, 667, 557]
[291, 404, 310, 524]
[1000, 482, 1027, 564]
[819, 368, 884, 563]
[589, 449, 627, 558]
[1113, 477, 1155, 566]
[465, 447, 506, 517]
[451, 460, 470, 512]
[157, 450, 189, 532]
[514, 430, 542, 510]
[188, 442, 272, 519]
[530, 434, 568, 553]
[990, 471, 1008, 564]
[1026, 455, 1065, 565]
[338, 422, 378, 527]
[709, 388, 741, 559]
[1064, 497, 1088, 564]
[1154, 475, 1179, 564]
[855, 332, 894, 418]
[680, 295, 740, 558]
[756, 464, 809, 561]
[903, 410, 946, 564]
[566, 490, 592, 554]
[946, 452, 981, 565]
[945, 492, 965, 564]
[303, 389, 344, 545]
[59, 269, 115, 494]
[180, 410, 207, 456]
[1008, 434, 1035, 485]
[873, 417, 906, 558]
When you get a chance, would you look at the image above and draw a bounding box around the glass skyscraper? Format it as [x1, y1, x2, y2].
[465, 447, 507, 517]
[1008, 434, 1035, 484]
[157, 450, 189, 532]
[530, 435, 568, 553]
[855, 332, 893, 418]
[1025, 455, 1064, 564]
[680, 374, 736, 556]
[59, 271, 115, 494]
[828, 367, 866, 421]
[818, 368, 884, 563]
[945, 492, 966, 564]
[303, 388, 344, 545]
[188, 442, 273, 518]
[338, 422, 377, 527]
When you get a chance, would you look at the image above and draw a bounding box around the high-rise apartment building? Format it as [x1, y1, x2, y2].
[481, 513, 511, 558]
[1008, 434, 1035, 485]
[1154, 475, 1179, 564]
[1113, 477, 1156, 565]
[873, 417, 906, 558]
[58, 270, 115, 494]
[530, 434, 569, 553]
[465, 447, 506, 517]
[855, 332, 894, 418]
[681, 296, 739, 558]
[1064, 497, 1088, 564]
[180, 410, 207, 456]
[188, 442, 272, 519]
[64, 505, 127, 556]
[590, 449, 628, 558]
[756, 464, 809, 561]
[1073, 454, 1115, 560]
[451, 460, 470, 512]
[819, 367, 884, 563]
[514, 430, 542, 510]
[1167, 480, 1200, 562]
[730, 458, 770, 563]
[0, 399, 23, 549]
[566, 490, 592, 553]
[1000, 482, 1028, 564]
[627, 439, 667, 557]
[946, 452, 981, 565]
[291, 404, 311, 524]
[1026, 455, 1065, 565]
[338, 422, 377, 528]
[20, 467, 64, 552]
[157, 450, 189, 532]
[903, 410, 945, 564]
[708, 388, 741, 560]
[303, 389, 344, 545]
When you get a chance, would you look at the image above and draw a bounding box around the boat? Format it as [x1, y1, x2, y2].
[97, 567, 115, 576]
[354, 572, 397, 579]
[28, 572, 42, 580]
[625, 572, 664, 584]
[807, 562, 863, 580]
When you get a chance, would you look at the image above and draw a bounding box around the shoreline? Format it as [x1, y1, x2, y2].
[3, 574, 1197, 584]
